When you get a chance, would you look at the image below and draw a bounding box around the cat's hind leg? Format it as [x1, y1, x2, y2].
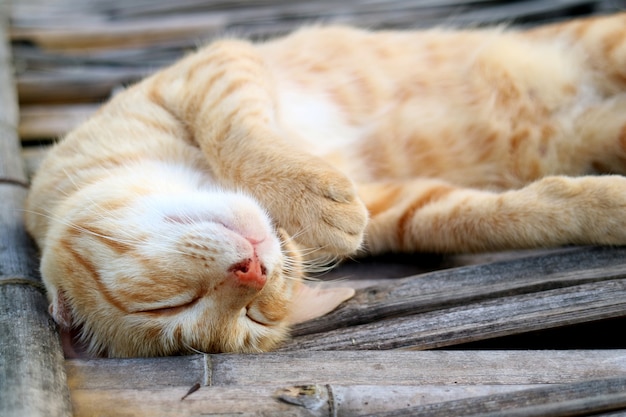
[360, 176, 626, 254]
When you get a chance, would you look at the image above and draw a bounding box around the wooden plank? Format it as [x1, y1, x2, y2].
[367, 377, 626, 417]
[68, 384, 538, 417]
[21, 146, 49, 179]
[208, 350, 626, 387]
[12, 42, 184, 71]
[69, 385, 328, 417]
[66, 351, 626, 416]
[10, 0, 601, 31]
[10, 13, 225, 51]
[0, 11, 22, 184]
[0, 7, 72, 417]
[67, 383, 626, 417]
[9, 0, 617, 107]
[17, 67, 150, 104]
[284, 278, 626, 351]
[66, 0, 509, 20]
[0, 0, 37, 289]
[67, 350, 626, 389]
[0, 285, 72, 417]
[66, 356, 205, 390]
[293, 246, 626, 336]
[19, 104, 97, 139]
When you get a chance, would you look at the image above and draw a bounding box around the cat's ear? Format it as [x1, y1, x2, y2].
[286, 283, 355, 324]
[49, 290, 84, 358]
[49, 289, 73, 330]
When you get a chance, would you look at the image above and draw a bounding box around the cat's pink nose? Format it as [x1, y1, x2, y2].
[229, 256, 267, 289]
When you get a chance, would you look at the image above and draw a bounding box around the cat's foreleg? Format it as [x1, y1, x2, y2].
[144, 40, 368, 256]
[360, 176, 626, 254]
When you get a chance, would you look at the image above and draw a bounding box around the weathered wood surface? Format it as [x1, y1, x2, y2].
[67, 350, 626, 388]
[10, 0, 604, 50]
[282, 246, 626, 352]
[8, 1, 626, 416]
[0, 6, 72, 417]
[65, 350, 626, 417]
[9, 0, 617, 109]
[19, 103, 98, 140]
[68, 383, 626, 417]
[367, 377, 626, 417]
[294, 246, 626, 335]
[286, 278, 626, 351]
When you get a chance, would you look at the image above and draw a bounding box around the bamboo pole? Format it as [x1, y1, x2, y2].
[283, 246, 626, 351]
[19, 103, 97, 140]
[292, 246, 626, 337]
[66, 350, 626, 389]
[283, 278, 626, 351]
[366, 377, 626, 417]
[65, 350, 626, 417]
[0, 4, 72, 416]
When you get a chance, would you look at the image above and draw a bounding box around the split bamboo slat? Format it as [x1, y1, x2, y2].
[12, 0, 616, 139]
[286, 246, 626, 349]
[0, 3, 72, 417]
[368, 377, 626, 417]
[5, 0, 626, 416]
[65, 350, 626, 416]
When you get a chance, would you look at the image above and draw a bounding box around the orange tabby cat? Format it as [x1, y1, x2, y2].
[25, 13, 626, 357]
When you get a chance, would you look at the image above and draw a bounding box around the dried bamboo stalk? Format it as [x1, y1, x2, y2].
[293, 246, 626, 336]
[0, 8, 72, 417]
[66, 380, 626, 417]
[283, 278, 626, 351]
[19, 104, 97, 139]
[66, 350, 626, 417]
[9, 0, 613, 106]
[366, 377, 626, 417]
[10, 13, 225, 51]
[66, 350, 626, 389]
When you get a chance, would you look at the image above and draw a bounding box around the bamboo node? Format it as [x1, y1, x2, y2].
[0, 177, 29, 188]
[275, 384, 329, 410]
[0, 277, 46, 293]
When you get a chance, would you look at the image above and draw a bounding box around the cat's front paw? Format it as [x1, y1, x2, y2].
[530, 175, 626, 246]
[263, 161, 368, 256]
[304, 169, 369, 255]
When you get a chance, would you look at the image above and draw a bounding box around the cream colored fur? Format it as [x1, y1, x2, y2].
[25, 14, 626, 357]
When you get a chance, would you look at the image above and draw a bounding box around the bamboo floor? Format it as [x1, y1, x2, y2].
[2, 1, 626, 416]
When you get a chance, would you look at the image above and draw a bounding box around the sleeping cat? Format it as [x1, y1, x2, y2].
[25, 13, 626, 357]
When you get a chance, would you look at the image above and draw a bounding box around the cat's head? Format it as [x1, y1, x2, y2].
[35, 166, 352, 357]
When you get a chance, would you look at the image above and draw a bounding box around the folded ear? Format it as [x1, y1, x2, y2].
[49, 289, 89, 358]
[48, 289, 72, 330]
[286, 283, 355, 324]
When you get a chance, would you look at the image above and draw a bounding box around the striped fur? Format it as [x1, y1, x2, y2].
[25, 13, 626, 357]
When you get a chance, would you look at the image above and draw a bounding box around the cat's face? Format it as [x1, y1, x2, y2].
[41, 170, 302, 357]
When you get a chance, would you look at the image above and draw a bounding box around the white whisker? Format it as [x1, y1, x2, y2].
[183, 342, 208, 355]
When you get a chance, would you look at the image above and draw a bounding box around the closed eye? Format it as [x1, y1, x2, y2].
[245, 305, 272, 326]
[137, 297, 201, 316]
[245, 312, 267, 326]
